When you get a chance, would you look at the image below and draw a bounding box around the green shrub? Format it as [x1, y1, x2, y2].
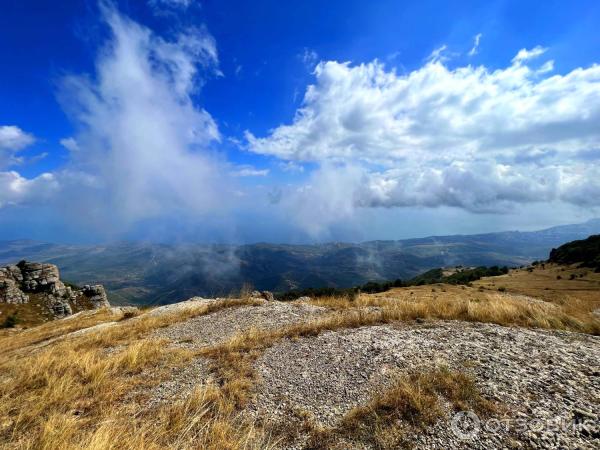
[1, 314, 18, 329]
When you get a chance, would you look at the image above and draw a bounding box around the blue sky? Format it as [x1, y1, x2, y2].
[1, 0, 599, 243]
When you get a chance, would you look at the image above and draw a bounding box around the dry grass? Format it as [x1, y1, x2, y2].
[304, 367, 498, 449]
[308, 284, 600, 335]
[473, 263, 600, 314]
[0, 308, 122, 356]
[0, 297, 267, 450]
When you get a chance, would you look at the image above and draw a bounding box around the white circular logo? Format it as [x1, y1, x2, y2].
[451, 411, 481, 440]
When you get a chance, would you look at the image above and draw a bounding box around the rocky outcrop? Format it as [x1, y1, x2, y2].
[0, 260, 110, 319]
[81, 284, 110, 308]
[0, 268, 28, 304]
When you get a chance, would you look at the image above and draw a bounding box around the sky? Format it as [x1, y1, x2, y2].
[1, 0, 599, 244]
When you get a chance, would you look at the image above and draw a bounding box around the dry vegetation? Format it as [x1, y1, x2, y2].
[302, 367, 498, 449]
[309, 282, 600, 335]
[473, 262, 600, 313]
[0, 308, 123, 356]
[1, 266, 598, 449]
[0, 298, 268, 450]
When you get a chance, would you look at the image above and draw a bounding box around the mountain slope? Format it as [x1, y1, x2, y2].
[549, 234, 600, 270]
[1, 219, 600, 305]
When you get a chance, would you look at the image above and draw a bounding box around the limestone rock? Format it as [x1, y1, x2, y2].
[52, 301, 73, 318]
[0, 260, 110, 320]
[81, 284, 110, 308]
[0, 276, 29, 304]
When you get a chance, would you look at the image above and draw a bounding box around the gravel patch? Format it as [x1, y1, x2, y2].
[151, 300, 326, 350]
[146, 300, 327, 406]
[250, 321, 599, 449]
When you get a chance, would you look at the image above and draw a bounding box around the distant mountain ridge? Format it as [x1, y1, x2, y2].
[1, 219, 600, 305]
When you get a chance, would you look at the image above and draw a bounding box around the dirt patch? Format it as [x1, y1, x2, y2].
[249, 321, 599, 449]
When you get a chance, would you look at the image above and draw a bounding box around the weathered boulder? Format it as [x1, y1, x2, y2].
[81, 284, 110, 308]
[17, 260, 66, 295]
[51, 301, 73, 318]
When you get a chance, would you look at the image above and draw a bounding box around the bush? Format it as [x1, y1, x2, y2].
[1, 314, 18, 329]
[498, 287, 506, 292]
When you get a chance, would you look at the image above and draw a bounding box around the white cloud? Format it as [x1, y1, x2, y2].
[51, 2, 234, 227]
[0, 125, 37, 169]
[427, 44, 448, 63]
[512, 45, 547, 63]
[231, 165, 269, 177]
[246, 48, 600, 231]
[468, 33, 482, 56]
[537, 60, 554, 74]
[60, 137, 80, 152]
[0, 125, 35, 151]
[278, 161, 304, 173]
[0, 171, 59, 208]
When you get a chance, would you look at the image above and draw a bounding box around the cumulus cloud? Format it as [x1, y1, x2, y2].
[246, 47, 600, 231]
[0, 171, 59, 208]
[0, 125, 35, 151]
[52, 1, 233, 228]
[0, 125, 38, 169]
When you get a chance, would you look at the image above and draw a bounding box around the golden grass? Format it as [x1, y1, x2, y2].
[473, 263, 600, 314]
[308, 285, 600, 334]
[0, 297, 266, 450]
[304, 367, 498, 449]
[0, 308, 122, 356]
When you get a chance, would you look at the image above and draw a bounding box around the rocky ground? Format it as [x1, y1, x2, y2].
[249, 321, 599, 449]
[146, 300, 327, 406]
[130, 295, 600, 449]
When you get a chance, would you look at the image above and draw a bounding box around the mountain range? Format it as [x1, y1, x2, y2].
[1, 219, 599, 305]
